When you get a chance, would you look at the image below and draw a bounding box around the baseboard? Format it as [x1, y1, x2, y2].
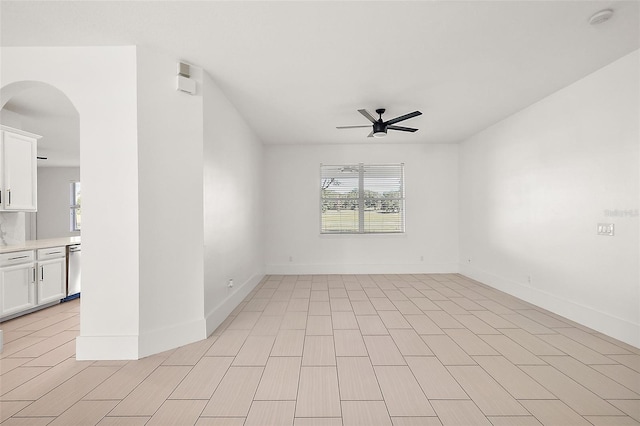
[75, 274, 265, 360]
[205, 273, 265, 336]
[76, 335, 139, 360]
[460, 263, 640, 349]
[76, 317, 208, 360]
[265, 262, 459, 275]
[138, 317, 208, 359]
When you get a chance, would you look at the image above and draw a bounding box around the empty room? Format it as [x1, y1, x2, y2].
[0, 1, 639, 425]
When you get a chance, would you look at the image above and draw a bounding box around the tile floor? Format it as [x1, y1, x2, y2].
[1, 274, 639, 425]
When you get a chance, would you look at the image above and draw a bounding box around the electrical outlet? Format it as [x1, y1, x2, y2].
[527, 275, 532, 285]
[228, 279, 234, 288]
[289, 256, 293, 262]
[420, 255, 424, 262]
[597, 223, 614, 236]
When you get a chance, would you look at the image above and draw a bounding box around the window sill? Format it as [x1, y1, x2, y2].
[319, 232, 407, 238]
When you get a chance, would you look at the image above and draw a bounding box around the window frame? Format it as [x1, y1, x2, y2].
[320, 163, 405, 235]
[70, 181, 81, 232]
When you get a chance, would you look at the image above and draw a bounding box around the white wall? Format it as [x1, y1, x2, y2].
[0, 109, 22, 128]
[459, 50, 640, 347]
[1, 46, 141, 359]
[36, 167, 80, 239]
[264, 143, 459, 274]
[202, 72, 265, 334]
[19, 113, 80, 168]
[135, 47, 207, 357]
[2, 46, 265, 359]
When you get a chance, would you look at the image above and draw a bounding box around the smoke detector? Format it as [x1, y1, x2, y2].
[589, 9, 614, 25]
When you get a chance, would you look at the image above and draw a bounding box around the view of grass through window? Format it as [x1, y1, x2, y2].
[321, 163, 404, 234]
[70, 182, 81, 232]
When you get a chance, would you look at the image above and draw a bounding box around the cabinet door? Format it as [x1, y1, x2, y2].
[2, 131, 37, 211]
[37, 258, 66, 305]
[0, 263, 36, 317]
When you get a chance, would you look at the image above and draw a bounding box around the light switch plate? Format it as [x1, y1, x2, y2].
[597, 223, 614, 236]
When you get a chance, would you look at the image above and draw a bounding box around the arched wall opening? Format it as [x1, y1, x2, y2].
[1, 46, 141, 359]
[1, 81, 81, 240]
[1, 45, 213, 360]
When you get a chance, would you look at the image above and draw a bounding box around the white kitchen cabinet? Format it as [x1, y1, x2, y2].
[0, 251, 36, 317]
[0, 126, 41, 212]
[0, 247, 66, 321]
[36, 247, 66, 305]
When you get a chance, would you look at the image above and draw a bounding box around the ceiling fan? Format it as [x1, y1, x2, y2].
[337, 108, 422, 138]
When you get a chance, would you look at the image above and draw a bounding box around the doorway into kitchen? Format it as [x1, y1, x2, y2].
[1, 83, 80, 241]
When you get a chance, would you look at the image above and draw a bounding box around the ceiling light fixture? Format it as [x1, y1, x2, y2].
[337, 108, 421, 138]
[589, 9, 614, 25]
[372, 120, 387, 138]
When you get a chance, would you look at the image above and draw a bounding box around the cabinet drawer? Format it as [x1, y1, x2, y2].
[0, 250, 35, 267]
[37, 246, 66, 260]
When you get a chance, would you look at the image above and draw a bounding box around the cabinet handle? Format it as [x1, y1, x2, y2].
[7, 189, 10, 206]
[40, 266, 44, 281]
[8, 255, 28, 260]
[45, 251, 63, 255]
[33, 267, 36, 283]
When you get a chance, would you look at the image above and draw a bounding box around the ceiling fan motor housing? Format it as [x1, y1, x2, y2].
[373, 121, 387, 135]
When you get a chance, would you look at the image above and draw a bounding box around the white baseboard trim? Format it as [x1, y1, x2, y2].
[460, 263, 640, 349]
[76, 335, 139, 360]
[76, 317, 208, 360]
[205, 273, 265, 336]
[266, 263, 459, 275]
[138, 317, 208, 359]
[76, 273, 265, 360]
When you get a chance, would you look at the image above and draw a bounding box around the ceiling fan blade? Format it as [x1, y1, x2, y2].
[336, 125, 373, 129]
[387, 125, 418, 133]
[385, 111, 422, 126]
[358, 109, 377, 123]
[367, 130, 374, 138]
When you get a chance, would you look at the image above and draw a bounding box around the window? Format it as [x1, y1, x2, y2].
[70, 182, 81, 232]
[321, 163, 405, 234]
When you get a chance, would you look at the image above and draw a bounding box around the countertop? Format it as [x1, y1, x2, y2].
[0, 237, 81, 254]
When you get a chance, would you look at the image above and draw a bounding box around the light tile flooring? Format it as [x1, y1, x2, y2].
[1, 274, 640, 425]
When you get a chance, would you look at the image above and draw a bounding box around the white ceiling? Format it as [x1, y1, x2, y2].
[1, 1, 638, 152]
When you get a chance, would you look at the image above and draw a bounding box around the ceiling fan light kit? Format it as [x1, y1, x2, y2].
[337, 107, 422, 138]
[372, 118, 387, 138]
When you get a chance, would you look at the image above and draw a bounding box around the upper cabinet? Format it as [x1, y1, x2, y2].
[0, 126, 41, 212]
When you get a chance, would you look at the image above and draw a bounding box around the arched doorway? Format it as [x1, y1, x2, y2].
[1, 81, 80, 240]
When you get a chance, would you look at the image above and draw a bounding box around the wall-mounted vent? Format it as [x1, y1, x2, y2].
[176, 61, 196, 95]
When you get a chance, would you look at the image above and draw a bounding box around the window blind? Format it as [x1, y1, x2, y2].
[320, 163, 405, 234]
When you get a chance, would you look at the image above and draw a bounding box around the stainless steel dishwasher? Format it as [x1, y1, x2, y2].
[65, 244, 81, 300]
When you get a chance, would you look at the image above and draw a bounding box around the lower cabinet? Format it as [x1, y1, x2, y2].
[36, 246, 66, 305]
[0, 250, 36, 318]
[0, 246, 66, 321]
[0, 260, 36, 317]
